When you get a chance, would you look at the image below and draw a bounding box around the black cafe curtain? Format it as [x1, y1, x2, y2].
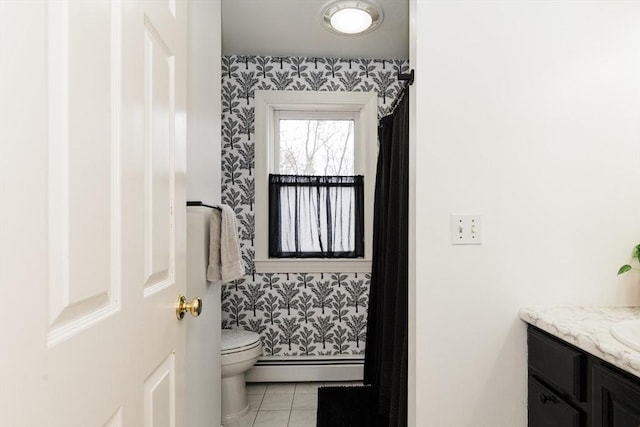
[364, 89, 409, 427]
[269, 174, 364, 258]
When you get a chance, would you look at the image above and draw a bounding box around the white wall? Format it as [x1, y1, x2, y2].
[187, 0, 221, 202]
[412, 1, 640, 426]
[186, 1, 222, 426]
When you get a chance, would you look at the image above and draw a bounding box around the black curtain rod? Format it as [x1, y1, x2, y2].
[186, 201, 222, 211]
[397, 69, 415, 86]
[388, 70, 414, 115]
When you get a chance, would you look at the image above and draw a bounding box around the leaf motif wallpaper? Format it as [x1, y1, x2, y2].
[221, 55, 409, 357]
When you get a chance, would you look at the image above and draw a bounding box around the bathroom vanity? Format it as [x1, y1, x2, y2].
[520, 307, 640, 427]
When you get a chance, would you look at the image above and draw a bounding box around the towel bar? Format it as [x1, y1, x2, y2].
[186, 201, 222, 211]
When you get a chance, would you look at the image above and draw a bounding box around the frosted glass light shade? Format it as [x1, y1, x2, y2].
[321, 1, 383, 36]
[330, 8, 372, 34]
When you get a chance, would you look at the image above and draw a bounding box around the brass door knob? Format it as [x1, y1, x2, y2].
[176, 295, 203, 320]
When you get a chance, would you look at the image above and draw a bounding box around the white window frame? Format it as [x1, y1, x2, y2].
[254, 90, 378, 273]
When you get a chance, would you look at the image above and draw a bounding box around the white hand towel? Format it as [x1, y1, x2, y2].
[206, 208, 222, 281]
[206, 204, 245, 282]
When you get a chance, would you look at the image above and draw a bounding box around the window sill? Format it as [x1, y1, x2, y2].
[254, 258, 372, 274]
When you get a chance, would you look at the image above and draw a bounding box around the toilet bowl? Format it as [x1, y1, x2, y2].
[221, 328, 262, 424]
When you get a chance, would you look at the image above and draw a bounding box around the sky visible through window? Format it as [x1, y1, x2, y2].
[279, 119, 354, 175]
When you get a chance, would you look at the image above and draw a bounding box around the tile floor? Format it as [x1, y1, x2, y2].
[226, 381, 361, 427]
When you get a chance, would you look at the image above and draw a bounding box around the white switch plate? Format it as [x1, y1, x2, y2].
[450, 214, 482, 245]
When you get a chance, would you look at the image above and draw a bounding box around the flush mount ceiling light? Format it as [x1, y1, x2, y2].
[321, 1, 383, 36]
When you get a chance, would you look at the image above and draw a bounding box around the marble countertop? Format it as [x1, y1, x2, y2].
[519, 306, 640, 378]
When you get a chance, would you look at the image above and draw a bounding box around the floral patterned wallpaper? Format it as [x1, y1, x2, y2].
[221, 55, 409, 357]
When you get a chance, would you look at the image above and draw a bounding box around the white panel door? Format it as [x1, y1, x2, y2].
[0, 1, 189, 426]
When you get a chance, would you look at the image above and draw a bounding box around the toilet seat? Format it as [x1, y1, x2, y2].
[222, 329, 261, 355]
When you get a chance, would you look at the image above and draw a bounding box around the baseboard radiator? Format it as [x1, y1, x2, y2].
[245, 356, 364, 383]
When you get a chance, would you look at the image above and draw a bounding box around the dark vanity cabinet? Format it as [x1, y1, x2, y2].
[528, 375, 584, 426]
[527, 325, 640, 427]
[528, 326, 587, 426]
[592, 364, 640, 427]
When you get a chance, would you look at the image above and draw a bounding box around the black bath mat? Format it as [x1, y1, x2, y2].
[316, 385, 388, 427]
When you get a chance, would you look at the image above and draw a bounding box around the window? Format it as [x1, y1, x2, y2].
[270, 112, 364, 259]
[255, 90, 377, 273]
[269, 174, 364, 258]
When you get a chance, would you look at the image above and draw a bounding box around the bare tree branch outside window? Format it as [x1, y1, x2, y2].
[278, 119, 354, 175]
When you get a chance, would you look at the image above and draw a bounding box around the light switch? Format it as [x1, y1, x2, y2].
[450, 214, 482, 245]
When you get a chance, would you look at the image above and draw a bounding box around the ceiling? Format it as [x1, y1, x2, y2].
[221, 0, 409, 60]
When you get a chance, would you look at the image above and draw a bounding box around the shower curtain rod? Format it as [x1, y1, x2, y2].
[186, 201, 222, 211]
[397, 69, 414, 86]
[388, 69, 414, 115]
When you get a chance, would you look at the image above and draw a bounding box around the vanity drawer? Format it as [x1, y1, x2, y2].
[528, 327, 586, 401]
[528, 376, 584, 427]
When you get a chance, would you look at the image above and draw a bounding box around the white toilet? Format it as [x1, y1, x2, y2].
[221, 328, 263, 424]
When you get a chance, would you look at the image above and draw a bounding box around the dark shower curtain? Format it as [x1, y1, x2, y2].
[364, 89, 409, 427]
